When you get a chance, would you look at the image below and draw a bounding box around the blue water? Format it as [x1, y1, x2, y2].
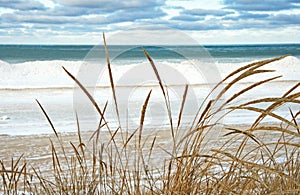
[0, 44, 299, 64]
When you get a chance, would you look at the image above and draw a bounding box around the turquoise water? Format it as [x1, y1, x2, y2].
[0, 44, 299, 64]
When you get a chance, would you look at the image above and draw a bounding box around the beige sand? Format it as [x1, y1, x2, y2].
[0, 124, 292, 176]
[0, 129, 175, 175]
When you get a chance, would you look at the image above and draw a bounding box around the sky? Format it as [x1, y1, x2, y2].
[0, 0, 300, 44]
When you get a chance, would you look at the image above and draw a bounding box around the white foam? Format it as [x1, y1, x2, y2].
[0, 56, 299, 136]
[0, 60, 80, 89]
[217, 56, 300, 82]
[0, 56, 299, 90]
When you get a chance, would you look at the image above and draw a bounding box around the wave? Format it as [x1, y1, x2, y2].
[0, 56, 299, 136]
[217, 56, 300, 82]
[0, 56, 299, 90]
[0, 60, 81, 89]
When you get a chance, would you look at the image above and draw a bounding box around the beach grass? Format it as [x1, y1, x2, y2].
[1, 41, 300, 194]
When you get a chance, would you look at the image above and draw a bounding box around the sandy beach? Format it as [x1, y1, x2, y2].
[1, 122, 294, 176]
[0, 128, 176, 175]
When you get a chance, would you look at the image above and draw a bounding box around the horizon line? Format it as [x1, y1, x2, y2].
[1, 42, 300, 46]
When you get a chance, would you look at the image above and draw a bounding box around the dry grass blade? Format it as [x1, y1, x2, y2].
[36, 99, 71, 171]
[148, 136, 157, 163]
[89, 101, 108, 142]
[223, 127, 276, 163]
[49, 139, 63, 182]
[212, 149, 300, 186]
[252, 83, 300, 128]
[222, 76, 281, 107]
[123, 128, 138, 149]
[238, 97, 300, 107]
[289, 107, 300, 134]
[63, 65, 126, 169]
[70, 142, 83, 167]
[249, 126, 300, 137]
[294, 110, 300, 119]
[62, 66, 108, 130]
[226, 56, 287, 84]
[142, 48, 174, 140]
[13, 160, 26, 190]
[264, 141, 300, 148]
[283, 81, 300, 96]
[230, 106, 297, 128]
[75, 112, 85, 156]
[36, 99, 57, 137]
[215, 69, 275, 102]
[197, 99, 214, 126]
[139, 90, 152, 142]
[0, 169, 28, 175]
[270, 189, 300, 195]
[107, 127, 120, 146]
[142, 48, 165, 97]
[135, 89, 152, 193]
[177, 124, 213, 147]
[63, 60, 125, 177]
[31, 166, 56, 193]
[214, 55, 288, 102]
[0, 155, 29, 193]
[224, 128, 260, 145]
[103, 33, 121, 129]
[177, 85, 188, 129]
[190, 55, 288, 130]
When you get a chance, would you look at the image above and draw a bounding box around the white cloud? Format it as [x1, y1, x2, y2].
[0, 0, 299, 44]
[189, 26, 300, 45]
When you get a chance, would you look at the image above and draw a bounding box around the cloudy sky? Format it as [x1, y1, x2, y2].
[0, 0, 300, 44]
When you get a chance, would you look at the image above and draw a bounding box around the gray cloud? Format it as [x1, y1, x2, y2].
[270, 14, 300, 25]
[238, 12, 270, 19]
[171, 21, 224, 31]
[182, 8, 234, 17]
[223, 12, 270, 22]
[44, 7, 89, 16]
[171, 8, 234, 20]
[0, 0, 166, 36]
[2, 13, 80, 24]
[169, 1, 300, 31]
[0, 0, 166, 27]
[223, 11, 300, 29]
[171, 14, 204, 21]
[223, 0, 300, 11]
[1, 4, 166, 25]
[0, 0, 46, 10]
[146, 17, 225, 31]
[54, 0, 165, 12]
